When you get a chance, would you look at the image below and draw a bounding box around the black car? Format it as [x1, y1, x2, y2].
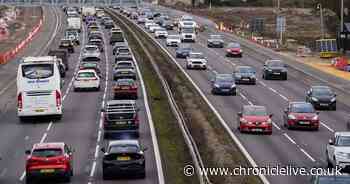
[262, 60, 288, 80]
[175, 45, 193, 58]
[104, 20, 114, 29]
[48, 49, 69, 70]
[113, 42, 129, 55]
[207, 34, 224, 48]
[101, 140, 146, 179]
[58, 39, 74, 53]
[306, 86, 336, 110]
[311, 175, 350, 184]
[211, 74, 237, 95]
[161, 20, 174, 30]
[234, 66, 256, 84]
[102, 100, 139, 138]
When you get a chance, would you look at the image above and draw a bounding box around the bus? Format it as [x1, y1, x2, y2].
[17, 56, 63, 121]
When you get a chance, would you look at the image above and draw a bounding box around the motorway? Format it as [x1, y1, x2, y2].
[0, 5, 161, 184]
[116, 5, 350, 184]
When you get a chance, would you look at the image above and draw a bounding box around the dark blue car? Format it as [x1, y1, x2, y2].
[176, 45, 193, 58]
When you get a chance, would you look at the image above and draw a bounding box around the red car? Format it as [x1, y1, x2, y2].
[25, 142, 74, 183]
[237, 105, 273, 135]
[113, 78, 138, 99]
[226, 42, 242, 57]
[283, 102, 319, 130]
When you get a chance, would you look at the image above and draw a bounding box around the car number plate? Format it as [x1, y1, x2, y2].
[35, 109, 45, 112]
[273, 72, 281, 75]
[252, 128, 262, 132]
[320, 103, 328, 106]
[242, 78, 250, 81]
[121, 71, 128, 74]
[122, 87, 129, 89]
[221, 89, 230, 92]
[40, 169, 55, 173]
[115, 121, 127, 125]
[299, 121, 310, 125]
[117, 156, 131, 161]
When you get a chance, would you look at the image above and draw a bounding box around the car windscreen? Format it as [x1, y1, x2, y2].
[77, 72, 95, 78]
[313, 88, 333, 96]
[109, 145, 139, 154]
[337, 136, 350, 146]
[81, 63, 98, 68]
[267, 61, 284, 67]
[243, 107, 267, 116]
[61, 40, 70, 45]
[210, 35, 222, 40]
[22, 63, 54, 79]
[84, 46, 98, 52]
[238, 67, 255, 73]
[182, 28, 194, 33]
[107, 112, 134, 120]
[228, 43, 240, 48]
[318, 176, 350, 184]
[168, 35, 180, 39]
[216, 76, 234, 83]
[32, 148, 62, 157]
[189, 54, 204, 59]
[290, 103, 315, 113]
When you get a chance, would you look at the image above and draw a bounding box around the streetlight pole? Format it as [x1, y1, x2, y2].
[341, 0, 344, 32]
[318, 3, 325, 39]
[209, 0, 212, 10]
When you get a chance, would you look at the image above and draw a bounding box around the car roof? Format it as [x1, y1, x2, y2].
[189, 52, 202, 55]
[335, 132, 350, 137]
[33, 142, 65, 150]
[311, 85, 331, 90]
[107, 99, 136, 105]
[78, 69, 97, 73]
[236, 66, 253, 69]
[243, 105, 266, 110]
[109, 140, 139, 147]
[85, 45, 98, 48]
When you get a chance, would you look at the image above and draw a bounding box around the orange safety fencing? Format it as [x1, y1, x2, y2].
[0, 9, 44, 65]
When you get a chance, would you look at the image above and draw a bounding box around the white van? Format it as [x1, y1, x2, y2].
[67, 16, 82, 33]
[180, 27, 196, 42]
[17, 56, 63, 121]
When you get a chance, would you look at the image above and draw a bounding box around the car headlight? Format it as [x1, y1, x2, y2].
[214, 84, 220, 88]
[336, 152, 348, 158]
[311, 97, 318, 102]
[231, 84, 236, 89]
[267, 119, 272, 124]
[267, 69, 272, 72]
[331, 97, 336, 102]
[239, 49, 243, 52]
[240, 118, 247, 123]
[312, 115, 319, 120]
[288, 114, 296, 119]
[251, 74, 256, 78]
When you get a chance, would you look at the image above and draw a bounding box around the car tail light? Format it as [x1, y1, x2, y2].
[17, 92, 23, 109]
[226, 49, 231, 52]
[131, 85, 137, 90]
[91, 77, 98, 81]
[56, 90, 61, 107]
[56, 157, 66, 164]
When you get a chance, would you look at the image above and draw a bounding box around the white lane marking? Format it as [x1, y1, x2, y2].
[89, 161, 96, 177]
[268, 87, 277, 94]
[94, 145, 100, 159]
[283, 133, 296, 144]
[99, 117, 103, 129]
[259, 81, 267, 87]
[40, 133, 47, 143]
[300, 148, 316, 162]
[97, 130, 102, 143]
[46, 121, 53, 131]
[279, 94, 289, 101]
[321, 122, 335, 132]
[19, 172, 25, 181]
[272, 122, 281, 130]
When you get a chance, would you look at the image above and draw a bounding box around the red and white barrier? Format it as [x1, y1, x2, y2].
[0, 13, 44, 64]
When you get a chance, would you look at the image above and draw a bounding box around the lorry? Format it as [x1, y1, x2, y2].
[82, 6, 96, 17]
[67, 16, 82, 33]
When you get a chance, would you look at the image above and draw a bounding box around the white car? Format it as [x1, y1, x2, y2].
[154, 28, 168, 38]
[145, 20, 155, 29]
[149, 25, 161, 33]
[166, 34, 181, 46]
[186, 52, 207, 70]
[327, 132, 350, 169]
[73, 69, 100, 91]
[82, 45, 101, 59]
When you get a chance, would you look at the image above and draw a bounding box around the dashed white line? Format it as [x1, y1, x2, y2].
[279, 94, 289, 101]
[94, 145, 100, 159]
[272, 122, 281, 130]
[321, 122, 335, 133]
[40, 133, 47, 143]
[19, 172, 25, 181]
[89, 161, 96, 177]
[283, 133, 296, 144]
[300, 148, 316, 162]
[97, 130, 102, 143]
[0, 168, 7, 177]
[46, 121, 53, 131]
[268, 87, 277, 94]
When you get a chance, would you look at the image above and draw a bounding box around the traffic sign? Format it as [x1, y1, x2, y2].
[276, 16, 286, 33]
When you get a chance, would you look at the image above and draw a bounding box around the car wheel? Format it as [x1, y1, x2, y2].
[265, 73, 269, 80]
[55, 115, 62, 121]
[331, 104, 336, 111]
[139, 172, 146, 179]
[283, 75, 287, 80]
[19, 117, 26, 123]
[25, 175, 32, 184]
[63, 174, 71, 182]
[96, 86, 100, 91]
[74, 88, 78, 92]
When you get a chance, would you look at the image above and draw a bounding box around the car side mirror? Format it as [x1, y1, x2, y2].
[334, 93, 337, 97]
[329, 139, 334, 145]
[263, 64, 267, 67]
[101, 108, 106, 112]
[237, 112, 243, 117]
[269, 114, 273, 118]
[100, 147, 106, 153]
[284, 64, 288, 68]
[25, 150, 31, 155]
[142, 147, 148, 152]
